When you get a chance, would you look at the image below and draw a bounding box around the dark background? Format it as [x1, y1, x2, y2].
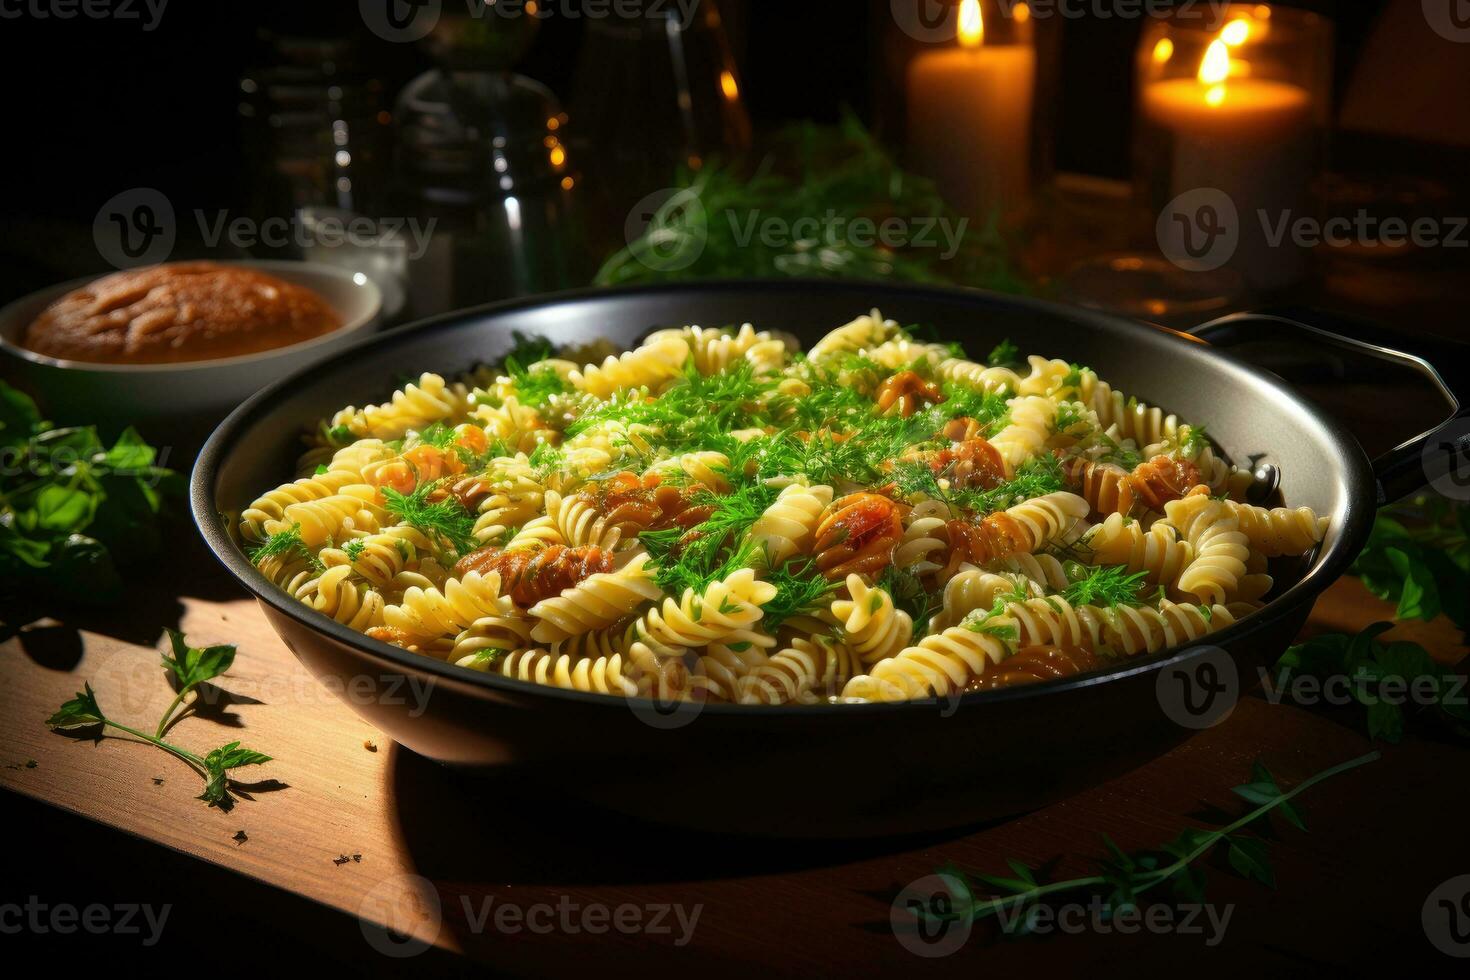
[0, 0, 1401, 302]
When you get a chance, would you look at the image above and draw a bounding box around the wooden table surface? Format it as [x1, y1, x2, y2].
[2, 531, 1467, 973]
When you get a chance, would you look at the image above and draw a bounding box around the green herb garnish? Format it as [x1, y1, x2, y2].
[381, 483, 477, 557]
[0, 382, 179, 607]
[910, 752, 1379, 934]
[1272, 623, 1469, 742]
[46, 632, 275, 809]
[986, 339, 1020, 369]
[1061, 564, 1150, 609]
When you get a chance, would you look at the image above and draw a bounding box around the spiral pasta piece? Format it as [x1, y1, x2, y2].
[628, 568, 779, 651]
[843, 622, 1014, 702]
[266, 487, 382, 548]
[383, 570, 515, 643]
[736, 635, 862, 705]
[332, 373, 470, 441]
[893, 498, 950, 575]
[831, 574, 913, 664]
[569, 336, 691, 398]
[749, 482, 834, 567]
[1159, 491, 1251, 605]
[528, 553, 664, 644]
[990, 396, 1057, 467]
[1219, 499, 1329, 557]
[806, 309, 898, 363]
[241, 469, 364, 541]
[1085, 513, 1194, 595]
[295, 565, 385, 631]
[473, 647, 639, 697]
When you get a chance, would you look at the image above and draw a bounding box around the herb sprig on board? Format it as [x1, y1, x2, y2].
[46, 631, 276, 809]
[899, 752, 1378, 938]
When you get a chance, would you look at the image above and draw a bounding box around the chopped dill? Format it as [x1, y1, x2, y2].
[249, 523, 323, 571]
[948, 452, 1067, 515]
[342, 538, 366, 562]
[500, 332, 557, 371]
[759, 558, 840, 633]
[877, 564, 940, 642]
[381, 483, 477, 557]
[640, 483, 776, 596]
[961, 599, 1019, 641]
[1180, 424, 1210, 457]
[1061, 563, 1150, 608]
[1053, 402, 1090, 436]
[986, 339, 1020, 369]
[416, 422, 456, 449]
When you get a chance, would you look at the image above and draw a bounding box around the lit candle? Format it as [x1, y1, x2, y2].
[1143, 15, 1314, 289]
[906, 0, 1036, 220]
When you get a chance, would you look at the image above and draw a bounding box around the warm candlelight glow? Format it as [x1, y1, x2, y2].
[549, 145, 566, 168]
[1152, 38, 1175, 64]
[958, 0, 983, 48]
[720, 69, 739, 100]
[1221, 18, 1251, 46]
[1013, 2, 1030, 23]
[1199, 39, 1231, 86]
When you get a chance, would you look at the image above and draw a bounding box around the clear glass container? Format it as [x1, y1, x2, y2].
[392, 68, 587, 316]
[565, 0, 750, 241]
[1134, 4, 1333, 293]
[239, 32, 394, 228]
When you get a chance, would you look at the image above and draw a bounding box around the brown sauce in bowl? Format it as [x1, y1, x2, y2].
[22, 262, 343, 365]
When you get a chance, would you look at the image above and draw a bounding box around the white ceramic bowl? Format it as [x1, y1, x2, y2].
[0, 260, 381, 442]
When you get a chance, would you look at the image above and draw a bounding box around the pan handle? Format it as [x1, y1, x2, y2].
[1191, 309, 1470, 506]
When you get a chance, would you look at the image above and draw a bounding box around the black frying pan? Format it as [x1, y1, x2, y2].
[191, 281, 1469, 838]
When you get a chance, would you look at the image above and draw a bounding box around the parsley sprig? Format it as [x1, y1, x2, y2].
[46, 630, 275, 809]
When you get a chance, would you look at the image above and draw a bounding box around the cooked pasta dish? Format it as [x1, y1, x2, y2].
[241, 311, 1328, 704]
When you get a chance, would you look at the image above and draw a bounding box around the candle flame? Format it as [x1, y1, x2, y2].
[958, 0, 983, 48]
[1199, 39, 1231, 86]
[1014, 2, 1030, 24]
[1221, 18, 1251, 46]
[720, 69, 739, 100]
[1152, 38, 1174, 65]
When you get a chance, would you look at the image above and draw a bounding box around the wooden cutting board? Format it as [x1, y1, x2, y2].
[2, 542, 1466, 972]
